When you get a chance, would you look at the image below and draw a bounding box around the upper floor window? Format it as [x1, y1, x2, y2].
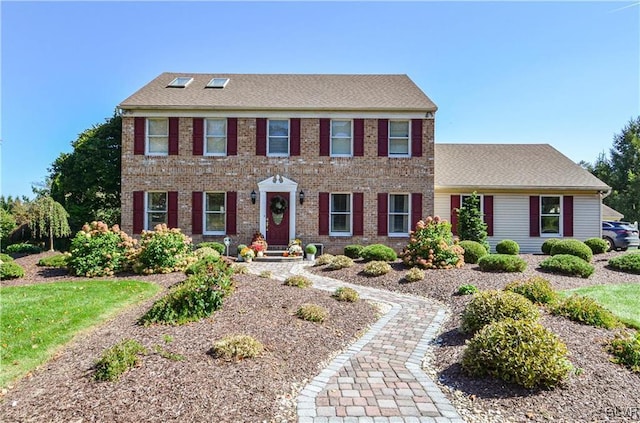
[147, 118, 169, 155]
[205, 119, 227, 155]
[541, 196, 561, 235]
[268, 119, 289, 156]
[389, 120, 410, 157]
[331, 120, 352, 157]
[330, 193, 352, 236]
[389, 194, 409, 236]
[204, 192, 226, 234]
[146, 191, 167, 230]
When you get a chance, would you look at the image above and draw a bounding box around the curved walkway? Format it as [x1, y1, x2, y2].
[250, 261, 466, 423]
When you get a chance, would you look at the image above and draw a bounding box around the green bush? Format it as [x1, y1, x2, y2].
[0, 261, 25, 280]
[584, 237, 608, 255]
[133, 224, 196, 274]
[608, 252, 640, 275]
[404, 267, 425, 282]
[361, 244, 397, 262]
[94, 339, 147, 382]
[37, 253, 69, 268]
[504, 277, 558, 304]
[401, 216, 464, 269]
[477, 254, 527, 273]
[314, 253, 335, 266]
[296, 303, 328, 323]
[460, 290, 540, 334]
[495, 239, 520, 255]
[0, 253, 14, 262]
[344, 244, 364, 259]
[236, 244, 247, 255]
[210, 335, 264, 360]
[363, 260, 392, 276]
[456, 192, 489, 250]
[333, 287, 359, 302]
[607, 331, 640, 373]
[232, 264, 248, 274]
[551, 294, 623, 329]
[328, 255, 354, 270]
[457, 284, 479, 295]
[5, 243, 42, 255]
[304, 244, 317, 254]
[284, 275, 312, 288]
[197, 241, 226, 255]
[185, 255, 232, 277]
[550, 239, 593, 262]
[458, 240, 488, 264]
[194, 247, 221, 260]
[461, 318, 573, 389]
[540, 254, 595, 278]
[259, 270, 273, 279]
[541, 238, 562, 255]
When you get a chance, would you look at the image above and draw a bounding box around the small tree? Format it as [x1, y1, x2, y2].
[28, 196, 71, 251]
[457, 192, 489, 250]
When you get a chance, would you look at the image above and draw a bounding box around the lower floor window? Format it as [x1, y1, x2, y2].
[389, 194, 409, 235]
[330, 193, 351, 235]
[146, 191, 167, 230]
[205, 192, 226, 234]
[541, 196, 561, 235]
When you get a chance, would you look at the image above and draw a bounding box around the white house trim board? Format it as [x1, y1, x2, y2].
[257, 175, 298, 242]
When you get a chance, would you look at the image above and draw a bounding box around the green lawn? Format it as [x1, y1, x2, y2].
[0, 280, 160, 387]
[561, 283, 640, 329]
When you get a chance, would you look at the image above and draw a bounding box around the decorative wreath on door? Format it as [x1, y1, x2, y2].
[270, 196, 288, 215]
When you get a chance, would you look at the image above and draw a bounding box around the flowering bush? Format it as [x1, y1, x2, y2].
[133, 224, 196, 274]
[401, 216, 464, 269]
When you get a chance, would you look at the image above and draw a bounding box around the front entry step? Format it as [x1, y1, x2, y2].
[253, 249, 304, 262]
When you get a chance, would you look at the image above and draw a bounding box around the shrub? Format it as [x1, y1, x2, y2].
[363, 260, 392, 276]
[608, 252, 640, 275]
[259, 270, 273, 279]
[133, 224, 196, 274]
[37, 253, 69, 268]
[315, 253, 335, 266]
[304, 244, 317, 254]
[460, 290, 540, 334]
[477, 254, 527, 273]
[401, 215, 464, 269]
[540, 254, 595, 278]
[333, 287, 359, 302]
[328, 255, 354, 270]
[185, 255, 232, 277]
[197, 241, 226, 255]
[404, 267, 425, 282]
[458, 240, 488, 264]
[541, 238, 562, 255]
[504, 277, 558, 304]
[584, 237, 608, 255]
[236, 244, 247, 255]
[296, 303, 328, 322]
[457, 284, 479, 295]
[210, 335, 264, 360]
[607, 331, 640, 373]
[284, 275, 312, 288]
[232, 264, 248, 274]
[550, 239, 593, 262]
[194, 247, 221, 260]
[0, 253, 14, 262]
[551, 294, 623, 329]
[344, 244, 364, 259]
[461, 318, 572, 389]
[94, 339, 147, 382]
[495, 239, 520, 255]
[456, 192, 489, 250]
[361, 244, 397, 262]
[5, 243, 42, 255]
[0, 261, 25, 280]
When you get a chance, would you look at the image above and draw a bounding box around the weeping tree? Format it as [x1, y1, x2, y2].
[28, 196, 71, 251]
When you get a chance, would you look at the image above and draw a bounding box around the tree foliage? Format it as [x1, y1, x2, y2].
[28, 196, 71, 251]
[456, 192, 489, 250]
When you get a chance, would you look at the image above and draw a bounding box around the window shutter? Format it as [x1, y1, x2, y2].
[134, 117, 145, 155]
[168, 191, 178, 228]
[353, 192, 364, 236]
[530, 196, 540, 237]
[319, 119, 330, 156]
[484, 195, 494, 237]
[192, 191, 203, 235]
[354, 119, 365, 156]
[227, 118, 238, 156]
[411, 119, 423, 157]
[290, 118, 301, 156]
[377, 193, 388, 236]
[411, 193, 422, 229]
[256, 118, 267, 156]
[192, 118, 204, 156]
[133, 191, 144, 234]
[450, 195, 461, 236]
[226, 191, 237, 235]
[319, 192, 329, 235]
[378, 119, 388, 157]
[563, 196, 574, 237]
[168, 117, 179, 155]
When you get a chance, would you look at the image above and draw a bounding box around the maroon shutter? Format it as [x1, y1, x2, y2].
[450, 195, 461, 236]
[563, 196, 574, 237]
[192, 118, 204, 156]
[354, 119, 365, 156]
[378, 119, 388, 157]
[411, 119, 423, 157]
[256, 118, 267, 156]
[226, 191, 237, 235]
[377, 193, 388, 236]
[290, 118, 301, 156]
[483, 195, 494, 237]
[168, 191, 178, 228]
[353, 193, 364, 236]
[168, 118, 179, 155]
[133, 191, 144, 234]
[530, 196, 540, 237]
[411, 193, 422, 229]
[192, 191, 203, 235]
[319, 119, 330, 156]
[319, 192, 329, 235]
[227, 118, 237, 156]
[134, 117, 145, 155]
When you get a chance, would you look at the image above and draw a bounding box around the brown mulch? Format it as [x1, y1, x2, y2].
[310, 251, 640, 423]
[0, 253, 378, 423]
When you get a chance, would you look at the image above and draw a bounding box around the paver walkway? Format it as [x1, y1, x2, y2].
[250, 261, 466, 423]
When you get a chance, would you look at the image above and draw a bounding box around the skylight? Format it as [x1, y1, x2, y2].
[206, 78, 230, 89]
[167, 77, 193, 88]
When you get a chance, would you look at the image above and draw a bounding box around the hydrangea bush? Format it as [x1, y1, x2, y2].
[133, 224, 196, 274]
[401, 216, 464, 269]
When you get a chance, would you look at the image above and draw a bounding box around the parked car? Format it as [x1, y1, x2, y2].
[602, 221, 640, 251]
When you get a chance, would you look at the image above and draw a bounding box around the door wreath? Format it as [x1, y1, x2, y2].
[270, 196, 288, 214]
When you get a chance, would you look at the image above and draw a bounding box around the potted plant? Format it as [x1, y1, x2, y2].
[236, 244, 247, 262]
[250, 232, 268, 252]
[251, 242, 265, 257]
[305, 244, 317, 261]
[240, 247, 255, 263]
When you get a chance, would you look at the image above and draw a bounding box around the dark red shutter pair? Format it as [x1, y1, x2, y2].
[377, 193, 423, 236]
[319, 119, 364, 156]
[190, 192, 237, 235]
[377, 119, 423, 157]
[318, 193, 364, 236]
[529, 196, 573, 237]
[134, 117, 179, 155]
[450, 195, 494, 236]
[192, 118, 237, 156]
[256, 118, 301, 156]
[132, 191, 178, 234]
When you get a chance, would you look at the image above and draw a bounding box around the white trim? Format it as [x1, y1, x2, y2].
[388, 120, 411, 158]
[144, 191, 168, 231]
[145, 118, 169, 156]
[202, 191, 226, 235]
[540, 195, 563, 237]
[257, 175, 298, 241]
[267, 119, 290, 157]
[388, 193, 410, 237]
[123, 109, 431, 120]
[204, 118, 227, 156]
[330, 119, 353, 157]
[329, 192, 353, 236]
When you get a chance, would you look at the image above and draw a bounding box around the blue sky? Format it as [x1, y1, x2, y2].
[1, 1, 639, 198]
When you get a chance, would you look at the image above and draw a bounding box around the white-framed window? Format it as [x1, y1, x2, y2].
[205, 119, 227, 156]
[330, 193, 352, 236]
[168, 77, 193, 88]
[389, 120, 410, 157]
[204, 192, 226, 234]
[268, 119, 289, 156]
[145, 191, 167, 230]
[331, 119, 352, 157]
[146, 118, 169, 155]
[389, 194, 410, 236]
[541, 196, 561, 236]
[460, 194, 484, 214]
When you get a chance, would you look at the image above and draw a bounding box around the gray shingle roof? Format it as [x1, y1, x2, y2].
[435, 143, 610, 191]
[119, 72, 437, 112]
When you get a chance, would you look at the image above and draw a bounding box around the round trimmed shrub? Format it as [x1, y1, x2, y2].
[333, 287, 359, 302]
[328, 255, 354, 270]
[0, 261, 25, 280]
[314, 253, 335, 266]
[551, 294, 622, 329]
[541, 238, 562, 255]
[584, 238, 608, 255]
[504, 277, 557, 304]
[608, 252, 640, 275]
[462, 318, 573, 389]
[185, 255, 231, 277]
[37, 253, 69, 268]
[210, 335, 264, 360]
[5, 243, 42, 255]
[344, 244, 364, 259]
[460, 290, 540, 334]
[540, 254, 595, 278]
[197, 242, 226, 255]
[284, 275, 312, 288]
[550, 239, 592, 262]
[477, 254, 527, 273]
[296, 303, 328, 322]
[361, 244, 397, 262]
[305, 244, 317, 255]
[194, 247, 221, 260]
[459, 240, 488, 264]
[404, 267, 425, 282]
[363, 260, 392, 276]
[495, 239, 520, 255]
[457, 284, 479, 295]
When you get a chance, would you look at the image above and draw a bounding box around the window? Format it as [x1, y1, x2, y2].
[205, 119, 227, 155]
[330, 193, 352, 235]
[268, 119, 289, 156]
[389, 120, 410, 156]
[206, 78, 229, 88]
[204, 192, 226, 234]
[461, 194, 483, 213]
[331, 120, 352, 156]
[145, 192, 167, 230]
[168, 77, 193, 88]
[541, 196, 561, 235]
[389, 194, 409, 235]
[147, 118, 168, 155]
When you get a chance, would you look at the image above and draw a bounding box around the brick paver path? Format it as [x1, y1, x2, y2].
[250, 261, 466, 423]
